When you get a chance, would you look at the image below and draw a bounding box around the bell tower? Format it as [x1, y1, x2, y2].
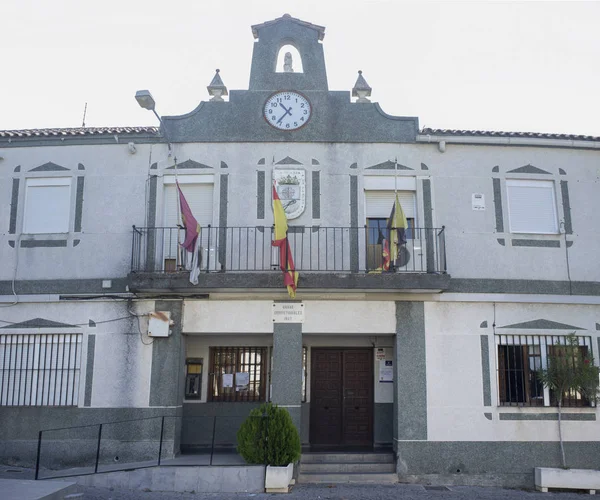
[249, 14, 328, 92]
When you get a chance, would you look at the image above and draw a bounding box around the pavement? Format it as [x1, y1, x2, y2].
[1, 465, 597, 500]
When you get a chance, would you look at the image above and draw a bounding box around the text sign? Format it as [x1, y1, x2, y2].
[472, 193, 485, 211]
[272, 302, 305, 323]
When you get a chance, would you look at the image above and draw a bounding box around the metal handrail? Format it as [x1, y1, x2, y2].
[35, 414, 270, 480]
[131, 225, 448, 274]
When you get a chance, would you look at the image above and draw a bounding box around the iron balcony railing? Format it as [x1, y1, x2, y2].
[131, 225, 447, 274]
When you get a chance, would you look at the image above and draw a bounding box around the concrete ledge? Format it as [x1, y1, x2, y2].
[0, 478, 79, 500]
[535, 467, 600, 493]
[129, 271, 450, 293]
[73, 465, 265, 493]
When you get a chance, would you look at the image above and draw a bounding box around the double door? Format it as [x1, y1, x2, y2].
[310, 349, 373, 447]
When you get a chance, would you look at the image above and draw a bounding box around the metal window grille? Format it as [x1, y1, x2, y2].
[209, 347, 267, 402]
[0, 333, 82, 406]
[496, 334, 593, 407]
[268, 346, 308, 403]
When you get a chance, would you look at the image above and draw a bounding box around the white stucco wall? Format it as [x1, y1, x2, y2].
[2, 139, 598, 283]
[0, 299, 155, 408]
[424, 301, 600, 442]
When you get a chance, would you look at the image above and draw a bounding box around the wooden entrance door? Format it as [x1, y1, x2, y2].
[310, 349, 373, 447]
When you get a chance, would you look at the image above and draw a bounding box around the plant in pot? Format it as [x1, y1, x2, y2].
[237, 403, 301, 493]
[534, 333, 600, 492]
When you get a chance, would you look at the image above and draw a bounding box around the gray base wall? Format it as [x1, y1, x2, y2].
[396, 441, 600, 488]
[182, 402, 263, 450]
[0, 406, 181, 468]
[375, 403, 393, 446]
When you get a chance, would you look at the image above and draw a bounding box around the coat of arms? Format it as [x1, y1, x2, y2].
[272, 169, 306, 219]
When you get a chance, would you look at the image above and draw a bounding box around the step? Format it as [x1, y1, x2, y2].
[298, 472, 398, 484]
[300, 462, 396, 474]
[301, 452, 394, 464]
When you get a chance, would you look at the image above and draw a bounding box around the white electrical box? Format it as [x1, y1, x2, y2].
[148, 311, 171, 337]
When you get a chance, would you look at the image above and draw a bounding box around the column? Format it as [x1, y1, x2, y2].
[393, 301, 427, 472]
[271, 322, 303, 431]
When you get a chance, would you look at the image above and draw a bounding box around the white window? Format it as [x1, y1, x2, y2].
[23, 177, 72, 234]
[506, 179, 558, 234]
[0, 333, 82, 406]
[162, 176, 215, 271]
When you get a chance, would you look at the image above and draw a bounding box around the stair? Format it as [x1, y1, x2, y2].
[298, 452, 398, 484]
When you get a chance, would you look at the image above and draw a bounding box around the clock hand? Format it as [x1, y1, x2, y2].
[276, 106, 292, 124]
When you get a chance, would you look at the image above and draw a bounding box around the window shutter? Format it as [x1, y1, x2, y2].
[506, 180, 558, 234]
[163, 183, 214, 228]
[365, 191, 416, 219]
[24, 178, 72, 234]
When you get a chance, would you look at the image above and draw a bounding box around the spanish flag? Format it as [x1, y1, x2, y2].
[272, 183, 299, 298]
[384, 193, 408, 270]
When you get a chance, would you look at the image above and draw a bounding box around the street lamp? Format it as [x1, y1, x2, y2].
[135, 89, 171, 154]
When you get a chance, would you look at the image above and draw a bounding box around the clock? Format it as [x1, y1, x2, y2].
[264, 91, 311, 130]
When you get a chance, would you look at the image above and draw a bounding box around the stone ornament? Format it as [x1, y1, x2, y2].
[207, 69, 228, 102]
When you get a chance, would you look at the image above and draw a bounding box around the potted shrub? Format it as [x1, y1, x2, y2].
[237, 403, 301, 493]
[534, 333, 600, 493]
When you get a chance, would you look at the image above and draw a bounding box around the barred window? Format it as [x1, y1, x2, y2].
[496, 334, 594, 407]
[0, 334, 82, 406]
[209, 347, 267, 402]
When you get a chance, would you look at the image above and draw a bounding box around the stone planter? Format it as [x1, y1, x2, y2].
[535, 467, 600, 494]
[265, 463, 294, 493]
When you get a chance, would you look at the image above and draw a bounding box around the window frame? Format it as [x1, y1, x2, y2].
[208, 347, 267, 402]
[0, 332, 82, 407]
[505, 179, 559, 235]
[496, 334, 594, 407]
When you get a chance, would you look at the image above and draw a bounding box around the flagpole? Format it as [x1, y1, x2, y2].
[394, 157, 398, 194]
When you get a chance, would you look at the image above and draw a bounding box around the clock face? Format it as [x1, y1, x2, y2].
[264, 91, 312, 130]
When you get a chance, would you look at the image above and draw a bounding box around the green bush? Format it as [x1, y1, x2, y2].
[237, 403, 301, 466]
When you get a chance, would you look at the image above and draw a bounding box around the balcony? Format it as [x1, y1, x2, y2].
[128, 226, 450, 293]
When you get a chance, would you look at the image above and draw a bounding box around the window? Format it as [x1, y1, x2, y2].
[209, 347, 266, 402]
[0, 333, 82, 406]
[163, 177, 214, 271]
[23, 177, 72, 233]
[496, 334, 594, 407]
[365, 190, 417, 271]
[268, 346, 308, 402]
[506, 179, 558, 234]
[185, 358, 203, 400]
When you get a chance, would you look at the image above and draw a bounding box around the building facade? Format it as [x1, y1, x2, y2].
[1, 15, 599, 487]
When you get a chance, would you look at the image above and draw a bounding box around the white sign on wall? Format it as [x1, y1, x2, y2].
[379, 360, 393, 383]
[472, 193, 485, 211]
[272, 302, 305, 323]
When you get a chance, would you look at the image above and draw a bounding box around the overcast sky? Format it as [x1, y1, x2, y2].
[1, 1, 599, 136]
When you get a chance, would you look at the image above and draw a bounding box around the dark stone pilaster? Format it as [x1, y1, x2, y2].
[394, 301, 427, 457]
[272, 322, 303, 431]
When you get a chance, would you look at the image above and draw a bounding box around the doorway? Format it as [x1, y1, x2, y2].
[309, 348, 373, 447]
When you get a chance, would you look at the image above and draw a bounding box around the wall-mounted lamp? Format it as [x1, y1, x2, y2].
[135, 89, 171, 155]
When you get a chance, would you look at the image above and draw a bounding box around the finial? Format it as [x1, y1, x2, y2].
[283, 13, 291, 18]
[207, 69, 228, 102]
[352, 70, 372, 103]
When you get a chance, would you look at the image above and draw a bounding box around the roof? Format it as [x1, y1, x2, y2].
[420, 127, 600, 142]
[251, 14, 326, 41]
[0, 126, 159, 138]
